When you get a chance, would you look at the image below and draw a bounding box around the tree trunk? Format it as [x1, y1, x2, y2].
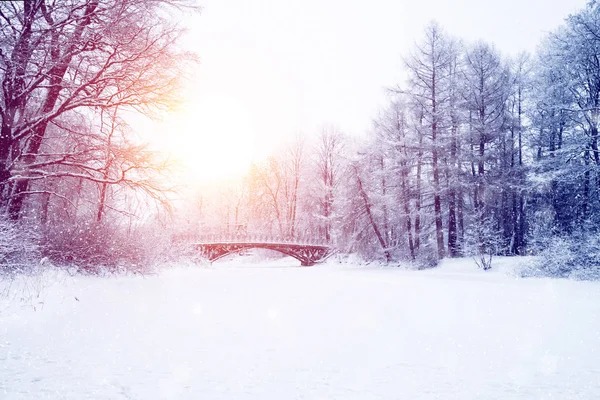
[401, 158, 415, 259]
[354, 165, 390, 262]
[431, 65, 445, 260]
[447, 122, 459, 257]
[457, 184, 464, 252]
[414, 125, 423, 252]
[97, 182, 108, 223]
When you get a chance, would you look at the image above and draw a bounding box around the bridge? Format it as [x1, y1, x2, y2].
[196, 236, 332, 266]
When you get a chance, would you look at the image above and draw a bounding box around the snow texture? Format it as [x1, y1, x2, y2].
[1, 257, 600, 399]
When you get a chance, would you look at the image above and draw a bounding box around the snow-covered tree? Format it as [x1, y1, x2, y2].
[0, 0, 196, 219]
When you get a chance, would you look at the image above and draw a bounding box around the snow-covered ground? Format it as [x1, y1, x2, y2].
[1, 256, 600, 399]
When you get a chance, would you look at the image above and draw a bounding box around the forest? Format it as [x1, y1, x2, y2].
[1, 0, 600, 279]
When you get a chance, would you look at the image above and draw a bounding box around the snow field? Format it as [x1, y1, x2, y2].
[1, 257, 600, 399]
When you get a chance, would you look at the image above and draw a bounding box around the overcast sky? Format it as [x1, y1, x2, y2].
[171, 0, 587, 161]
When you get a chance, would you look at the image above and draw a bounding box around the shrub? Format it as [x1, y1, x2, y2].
[462, 215, 504, 270]
[522, 233, 600, 280]
[0, 217, 40, 274]
[41, 221, 162, 274]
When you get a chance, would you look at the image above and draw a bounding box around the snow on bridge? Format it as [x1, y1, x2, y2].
[195, 236, 332, 266]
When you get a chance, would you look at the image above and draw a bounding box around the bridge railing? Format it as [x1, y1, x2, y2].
[195, 234, 330, 247]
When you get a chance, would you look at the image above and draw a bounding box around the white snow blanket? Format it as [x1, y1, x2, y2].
[1, 257, 599, 399]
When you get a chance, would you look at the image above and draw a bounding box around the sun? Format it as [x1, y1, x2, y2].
[154, 95, 257, 184]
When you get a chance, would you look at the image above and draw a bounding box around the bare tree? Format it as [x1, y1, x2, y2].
[313, 126, 345, 243]
[283, 136, 305, 238]
[374, 98, 416, 259]
[352, 162, 391, 262]
[247, 137, 306, 239]
[0, 0, 198, 219]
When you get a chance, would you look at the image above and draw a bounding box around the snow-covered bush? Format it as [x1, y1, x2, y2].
[0, 217, 40, 274]
[522, 233, 600, 280]
[40, 219, 202, 274]
[462, 215, 504, 270]
[414, 245, 440, 269]
[41, 222, 166, 274]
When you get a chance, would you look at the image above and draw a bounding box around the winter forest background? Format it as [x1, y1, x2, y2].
[1, 0, 600, 278]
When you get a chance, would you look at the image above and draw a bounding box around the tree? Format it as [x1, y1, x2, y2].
[532, 3, 600, 234]
[0, 0, 197, 219]
[351, 161, 391, 262]
[313, 126, 345, 243]
[373, 98, 417, 259]
[247, 137, 306, 238]
[402, 22, 458, 259]
[505, 52, 531, 254]
[462, 42, 510, 256]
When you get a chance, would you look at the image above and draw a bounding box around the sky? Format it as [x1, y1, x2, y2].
[148, 0, 588, 183]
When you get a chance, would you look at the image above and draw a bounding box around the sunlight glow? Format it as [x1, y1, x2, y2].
[155, 95, 257, 183]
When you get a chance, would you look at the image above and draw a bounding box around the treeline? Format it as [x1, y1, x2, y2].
[191, 4, 600, 276]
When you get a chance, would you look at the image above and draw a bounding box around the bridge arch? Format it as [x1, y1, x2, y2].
[197, 241, 332, 266]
